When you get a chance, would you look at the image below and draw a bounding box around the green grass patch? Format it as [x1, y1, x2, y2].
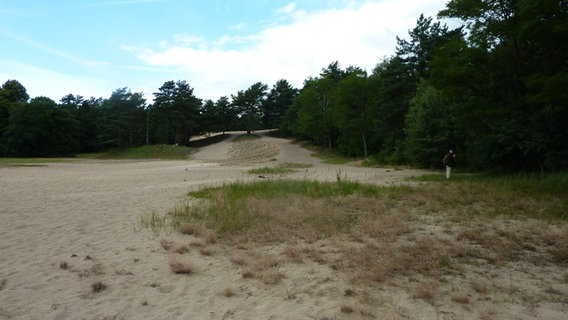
[0, 158, 71, 167]
[298, 143, 354, 164]
[320, 156, 352, 165]
[161, 179, 409, 241]
[81, 144, 191, 160]
[189, 179, 386, 201]
[409, 172, 568, 219]
[247, 163, 313, 175]
[158, 172, 568, 241]
[139, 210, 167, 235]
[312, 149, 353, 164]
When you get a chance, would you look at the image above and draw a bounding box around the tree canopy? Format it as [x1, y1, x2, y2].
[1, 0, 565, 172]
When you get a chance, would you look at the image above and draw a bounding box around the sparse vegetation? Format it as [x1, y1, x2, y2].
[140, 211, 167, 235]
[220, 288, 235, 297]
[91, 281, 107, 293]
[81, 144, 191, 160]
[340, 305, 354, 314]
[140, 172, 568, 315]
[247, 162, 312, 175]
[168, 257, 195, 274]
[0, 158, 70, 167]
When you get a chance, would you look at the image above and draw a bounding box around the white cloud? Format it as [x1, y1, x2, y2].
[277, 2, 297, 15]
[229, 22, 246, 31]
[127, 0, 449, 101]
[173, 34, 205, 46]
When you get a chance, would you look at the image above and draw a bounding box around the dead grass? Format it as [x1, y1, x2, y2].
[282, 245, 303, 263]
[168, 257, 195, 274]
[179, 222, 205, 236]
[199, 247, 214, 256]
[0, 279, 7, 291]
[91, 281, 107, 293]
[477, 307, 497, 320]
[230, 251, 284, 284]
[471, 281, 490, 294]
[340, 304, 354, 313]
[77, 263, 104, 278]
[219, 288, 235, 297]
[160, 240, 189, 254]
[451, 294, 471, 304]
[151, 176, 568, 315]
[411, 280, 440, 305]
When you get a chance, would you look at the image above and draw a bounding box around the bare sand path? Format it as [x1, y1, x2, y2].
[0, 133, 427, 320]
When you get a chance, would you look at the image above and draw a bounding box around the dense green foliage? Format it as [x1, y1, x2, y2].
[1, 0, 565, 172]
[283, 1, 567, 171]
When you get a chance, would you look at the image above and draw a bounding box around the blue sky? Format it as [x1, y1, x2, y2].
[1, 0, 452, 103]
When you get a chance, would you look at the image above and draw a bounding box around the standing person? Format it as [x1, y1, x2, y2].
[443, 149, 456, 179]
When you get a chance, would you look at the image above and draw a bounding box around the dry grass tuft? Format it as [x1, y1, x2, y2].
[169, 257, 195, 274]
[160, 240, 189, 254]
[282, 245, 303, 263]
[303, 246, 328, 264]
[91, 281, 106, 293]
[344, 288, 355, 297]
[160, 239, 173, 251]
[361, 213, 412, 241]
[258, 269, 285, 285]
[471, 281, 490, 294]
[412, 281, 439, 305]
[359, 309, 375, 318]
[229, 254, 250, 266]
[179, 222, 205, 236]
[77, 262, 104, 278]
[451, 294, 471, 304]
[477, 307, 496, 320]
[242, 270, 254, 279]
[203, 229, 217, 244]
[220, 287, 235, 297]
[199, 247, 213, 256]
[232, 252, 283, 284]
[171, 243, 189, 254]
[340, 305, 354, 314]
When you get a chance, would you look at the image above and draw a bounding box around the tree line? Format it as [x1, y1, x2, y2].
[1, 0, 566, 171]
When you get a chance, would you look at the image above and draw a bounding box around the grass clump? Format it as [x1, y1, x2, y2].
[180, 179, 390, 242]
[139, 211, 167, 235]
[411, 172, 568, 219]
[0, 158, 70, 167]
[169, 257, 195, 274]
[142, 172, 568, 291]
[83, 144, 191, 160]
[247, 163, 312, 175]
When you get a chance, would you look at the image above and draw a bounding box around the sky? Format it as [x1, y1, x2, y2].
[0, 0, 453, 103]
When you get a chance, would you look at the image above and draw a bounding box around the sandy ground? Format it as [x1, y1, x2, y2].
[0, 133, 566, 320]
